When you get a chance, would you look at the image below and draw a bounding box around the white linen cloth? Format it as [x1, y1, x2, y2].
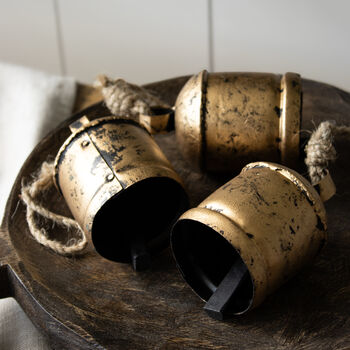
[0, 62, 77, 350]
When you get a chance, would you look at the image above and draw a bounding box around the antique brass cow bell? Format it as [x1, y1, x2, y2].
[171, 162, 332, 320]
[175, 71, 301, 172]
[54, 115, 188, 270]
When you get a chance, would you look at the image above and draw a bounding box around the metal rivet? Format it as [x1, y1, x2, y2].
[106, 173, 114, 182]
[81, 140, 90, 148]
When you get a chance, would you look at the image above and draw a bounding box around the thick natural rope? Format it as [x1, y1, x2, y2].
[21, 161, 87, 255]
[95, 75, 169, 117]
[305, 121, 350, 185]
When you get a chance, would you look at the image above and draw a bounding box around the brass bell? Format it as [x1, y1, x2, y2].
[54, 115, 188, 270]
[171, 162, 328, 319]
[175, 71, 301, 172]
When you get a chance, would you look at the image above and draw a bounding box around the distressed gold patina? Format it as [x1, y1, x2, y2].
[171, 162, 329, 316]
[138, 107, 174, 134]
[54, 115, 188, 266]
[175, 71, 301, 172]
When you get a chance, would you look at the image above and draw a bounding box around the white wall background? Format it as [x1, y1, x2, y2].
[1, 0, 350, 90]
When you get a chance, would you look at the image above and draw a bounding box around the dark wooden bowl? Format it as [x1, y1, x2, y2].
[1, 76, 350, 349]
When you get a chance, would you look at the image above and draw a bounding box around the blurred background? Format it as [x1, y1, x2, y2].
[1, 0, 350, 89]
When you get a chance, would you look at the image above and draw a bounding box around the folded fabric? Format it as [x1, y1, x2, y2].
[0, 298, 51, 350]
[0, 62, 76, 216]
[0, 62, 77, 350]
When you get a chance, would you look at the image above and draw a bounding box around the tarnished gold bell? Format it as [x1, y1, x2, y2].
[175, 71, 301, 172]
[54, 115, 188, 270]
[171, 162, 331, 319]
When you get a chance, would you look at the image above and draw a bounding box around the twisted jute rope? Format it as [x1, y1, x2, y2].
[304, 121, 350, 185]
[21, 161, 87, 255]
[95, 75, 169, 118]
[21, 76, 168, 255]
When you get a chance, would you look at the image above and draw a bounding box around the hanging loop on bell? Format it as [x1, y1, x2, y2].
[96, 75, 175, 134]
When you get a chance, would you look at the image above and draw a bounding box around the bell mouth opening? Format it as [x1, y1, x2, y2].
[171, 219, 254, 315]
[91, 177, 188, 265]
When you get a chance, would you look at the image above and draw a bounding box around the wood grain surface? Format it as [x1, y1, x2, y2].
[1, 76, 350, 349]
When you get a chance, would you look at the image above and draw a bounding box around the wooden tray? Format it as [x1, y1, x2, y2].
[1, 76, 350, 349]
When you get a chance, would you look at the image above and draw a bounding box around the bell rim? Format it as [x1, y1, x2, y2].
[171, 207, 269, 315]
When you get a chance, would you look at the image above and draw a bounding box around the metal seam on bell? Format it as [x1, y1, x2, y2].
[54, 116, 149, 191]
[199, 70, 208, 171]
[86, 129, 125, 190]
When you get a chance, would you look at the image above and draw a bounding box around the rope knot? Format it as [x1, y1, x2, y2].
[305, 121, 350, 185]
[95, 75, 169, 118]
